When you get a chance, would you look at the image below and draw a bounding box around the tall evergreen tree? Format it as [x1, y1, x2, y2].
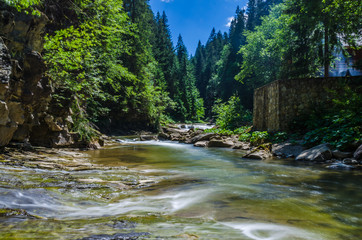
[153, 11, 176, 95]
[174, 35, 204, 121]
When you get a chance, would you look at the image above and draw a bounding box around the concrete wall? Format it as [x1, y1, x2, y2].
[253, 77, 361, 132]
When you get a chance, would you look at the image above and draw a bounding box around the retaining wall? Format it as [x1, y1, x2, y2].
[253, 77, 361, 132]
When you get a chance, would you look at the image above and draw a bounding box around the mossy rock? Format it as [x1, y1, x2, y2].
[0, 208, 44, 219]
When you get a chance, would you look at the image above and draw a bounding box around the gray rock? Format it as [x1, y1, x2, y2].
[243, 150, 272, 160]
[194, 141, 208, 147]
[190, 133, 216, 144]
[140, 135, 157, 141]
[170, 132, 181, 141]
[296, 143, 333, 162]
[343, 158, 358, 165]
[273, 142, 305, 158]
[232, 142, 251, 150]
[158, 132, 170, 140]
[332, 150, 353, 159]
[208, 139, 234, 148]
[327, 163, 355, 170]
[353, 144, 362, 160]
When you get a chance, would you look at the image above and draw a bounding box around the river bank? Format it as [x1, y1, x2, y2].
[152, 124, 362, 170]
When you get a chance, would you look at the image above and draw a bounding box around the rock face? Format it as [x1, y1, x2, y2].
[296, 143, 333, 162]
[0, 5, 75, 147]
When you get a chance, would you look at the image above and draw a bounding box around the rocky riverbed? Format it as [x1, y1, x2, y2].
[151, 125, 362, 170]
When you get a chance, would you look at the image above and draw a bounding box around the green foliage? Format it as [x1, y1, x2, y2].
[238, 131, 270, 145]
[236, 3, 296, 88]
[271, 132, 288, 143]
[239, 132, 251, 142]
[204, 126, 252, 136]
[212, 95, 252, 130]
[250, 131, 269, 145]
[302, 84, 362, 150]
[172, 35, 205, 122]
[44, 0, 171, 138]
[4, 0, 42, 15]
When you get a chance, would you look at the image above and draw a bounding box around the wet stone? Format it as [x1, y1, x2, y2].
[107, 220, 137, 230]
[79, 232, 150, 240]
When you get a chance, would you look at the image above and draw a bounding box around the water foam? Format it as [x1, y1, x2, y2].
[221, 222, 321, 240]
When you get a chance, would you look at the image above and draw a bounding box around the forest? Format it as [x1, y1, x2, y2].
[4, 0, 362, 148]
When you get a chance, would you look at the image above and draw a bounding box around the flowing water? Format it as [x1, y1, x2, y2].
[0, 139, 361, 239]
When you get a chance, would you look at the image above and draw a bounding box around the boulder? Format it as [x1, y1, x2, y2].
[194, 141, 208, 148]
[243, 150, 272, 160]
[190, 133, 216, 143]
[208, 139, 234, 148]
[139, 135, 157, 141]
[332, 150, 353, 160]
[273, 142, 305, 158]
[327, 162, 355, 170]
[353, 144, 362, 160]
[343, 158, 358, 165]
[296, 143, 333, 162]
[232, 142, 251, 150]
[170, 132, 181, 141]
[158, 132, 170, 140]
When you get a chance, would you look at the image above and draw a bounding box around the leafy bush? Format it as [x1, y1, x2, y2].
[212, 96, 252, 130]
[204, 125, 252, 136]
[238, 131, 270, 145]
[271, 132, 288, 143]
[250, 131, 269, 145]
[239, 132, 251, 142]
[4, 0, 42, 15]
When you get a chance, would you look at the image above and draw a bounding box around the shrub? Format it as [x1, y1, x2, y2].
[212, 96, 252, 131]
[250, 131, 269, 145]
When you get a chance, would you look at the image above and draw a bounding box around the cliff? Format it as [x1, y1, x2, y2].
[0, 3, 77, 148]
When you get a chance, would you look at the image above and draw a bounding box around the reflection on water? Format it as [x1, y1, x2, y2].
[0, 140, 361, 239]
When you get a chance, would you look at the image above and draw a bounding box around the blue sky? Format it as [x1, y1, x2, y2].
[149, 0, 248, 55]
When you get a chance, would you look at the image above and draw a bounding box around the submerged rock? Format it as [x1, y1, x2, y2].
[296, 143, 333, 162]
[0, 208, 43, 219]
[79, 232, 150, 240]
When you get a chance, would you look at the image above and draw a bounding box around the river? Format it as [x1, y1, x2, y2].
[0, 139, 361, 239]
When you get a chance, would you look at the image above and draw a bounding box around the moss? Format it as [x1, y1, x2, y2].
[0, 208, 44, 219]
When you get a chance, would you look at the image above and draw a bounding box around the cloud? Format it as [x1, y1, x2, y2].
[226, 17, 234, 27]
[161, 0, 173, 2]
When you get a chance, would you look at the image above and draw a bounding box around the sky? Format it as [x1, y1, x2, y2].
[149, 0, 248, 55]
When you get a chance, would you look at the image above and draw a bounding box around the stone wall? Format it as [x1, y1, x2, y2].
[0, 4, 75, 147]
[253, 77, 361, 132]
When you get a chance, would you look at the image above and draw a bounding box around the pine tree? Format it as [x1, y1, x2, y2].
[153, 11, 177, 96]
